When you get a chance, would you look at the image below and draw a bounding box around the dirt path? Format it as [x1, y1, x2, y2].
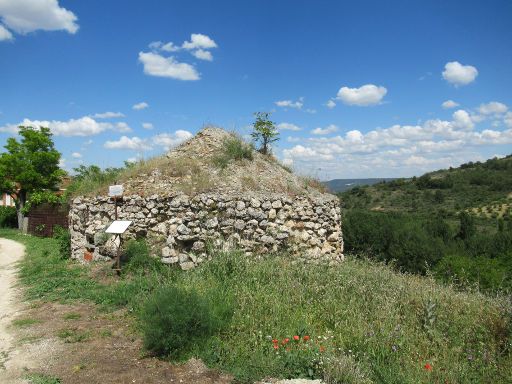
[0, 238, 27, 379]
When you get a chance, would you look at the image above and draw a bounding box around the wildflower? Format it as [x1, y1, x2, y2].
[303, 335, 310, 341]
[272, 339, 278, 344]
[293, 335, 300, 341]
[424, 362, 432, 371]
[273, 344, 279, 350]
[282, 338, 290, 344]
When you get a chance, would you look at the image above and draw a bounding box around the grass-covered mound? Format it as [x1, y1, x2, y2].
[2, 228, 511, 383]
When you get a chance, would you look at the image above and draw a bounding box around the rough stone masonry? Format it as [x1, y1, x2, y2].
[69, 191, 343, 270]
[69, 127, 343, 269]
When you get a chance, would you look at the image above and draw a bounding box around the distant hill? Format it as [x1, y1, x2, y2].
[340, 154, 512, 218]
[324, 178, 396, 193]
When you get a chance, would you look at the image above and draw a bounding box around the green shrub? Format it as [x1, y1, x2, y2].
[52, 225, 71, 259]
[140, 285, 233, 359]
[122, 239, 164, 274]
[0, 206, 17, 228]
[213, 136, 253, 169]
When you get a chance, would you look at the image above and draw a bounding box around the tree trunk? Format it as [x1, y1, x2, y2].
[15, 190, 27, 231]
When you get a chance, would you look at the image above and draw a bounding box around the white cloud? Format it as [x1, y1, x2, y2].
[152, 130, 193, 150]
[192, 49, 213, 61]
[71, 152, 82, 158]
[182, 33, 217, 50]
[0, 0, 78, 35]
[0, 116, 132, 136]
[305, 108, 317, 114]
[275, 97, 303, 109]
[132, 102, 149, 110]
[138, 51, 200, 81]
[478, 101, 508, 115]
[311, 124, 338, 135]
[0, 24, 12, 40]
[142, 122, 153, 130]
[442, 100, 459, 109]
[326, 100, 336, 109]
[442, 61, 478, 86]
[92, 111, 125, 119]
[115, 122, 132, 133]
[161, 41, 180, 52]
[277, 122, 301, 131]
[336, 84, 387, 106]
[58, 158, 66, 168]
[505, 112, 512, 128]
[452, 109, 474, 130]
[104, 136, 151, 151]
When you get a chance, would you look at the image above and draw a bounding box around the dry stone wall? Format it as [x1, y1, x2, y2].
[69, 192, 343, 269]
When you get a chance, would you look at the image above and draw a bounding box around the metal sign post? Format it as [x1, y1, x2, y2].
[105, 220, 132, 273]
[106, 184, 127, 273]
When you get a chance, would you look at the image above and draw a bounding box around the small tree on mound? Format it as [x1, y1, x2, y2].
[251, 112, 279, 155]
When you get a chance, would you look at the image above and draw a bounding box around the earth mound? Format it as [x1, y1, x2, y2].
[120, 127, 328, 198]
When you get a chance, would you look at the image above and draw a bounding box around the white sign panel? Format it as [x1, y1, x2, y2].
[109, 185, 124, 197]
[105, 220, 132, 234]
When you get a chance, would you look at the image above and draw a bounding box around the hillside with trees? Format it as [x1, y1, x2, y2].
[340, 155, 512, 292]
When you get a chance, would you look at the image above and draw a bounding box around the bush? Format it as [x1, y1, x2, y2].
[213, 136, 253, 169]
[140, 285, 232, 359]
[0, 206, 17, 228]
[122, 239, 164, 274]
[52, 226, 71, 259]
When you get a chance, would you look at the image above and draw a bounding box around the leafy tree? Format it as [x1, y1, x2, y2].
[251, 112, 279, 155]
[0, 126, 64, 229]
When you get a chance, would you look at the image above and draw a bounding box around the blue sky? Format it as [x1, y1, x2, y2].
[1, 0, 511, 180]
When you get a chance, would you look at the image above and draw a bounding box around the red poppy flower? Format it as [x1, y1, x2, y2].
[424, 363, 432, 371]
[293, 335, 300, 341]
[303, 335, 310, 341]
[282, 338, 290, 344]
[272, 339, 278, 344]
[273, 344, 279, 350]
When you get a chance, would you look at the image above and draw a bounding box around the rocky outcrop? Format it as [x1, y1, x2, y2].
[69, 192, 343, 269]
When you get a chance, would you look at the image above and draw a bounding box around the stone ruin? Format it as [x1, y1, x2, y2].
[69, 127, 343, 269]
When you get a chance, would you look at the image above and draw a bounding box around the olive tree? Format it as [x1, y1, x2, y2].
[0, 126, 64, 229]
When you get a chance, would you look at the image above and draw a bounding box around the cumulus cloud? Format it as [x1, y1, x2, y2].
[71, 152, 82, 158]
[505, 112, 512, 128]
[92, 111, 125, 119]
[277, 122, 301, 131]
[138, 51, 200, 81]
[152, 130, 193, 150]
[191, 49, 213, 61]
[478, 101, 508, 115]
[104, 136, 151, 151]
[452, 109, 475, 130]
[326, 100, 336, 109]
[275, 97, 303, 109]
[336, 84, 387, 106]
[0, 24, 12, 40]
[115, 122, 132, 133]
[0, 0, 78, 35]
[182, 33, 217, 50]
[0, 116, 132, 136]
[132, 102, 149, 110]
[142, 122, 153, 130]
[442, 61, 478, 86]
[442, 100, 459, 109]
[280, 101, 512, 178]
[311, 124, 338, 135]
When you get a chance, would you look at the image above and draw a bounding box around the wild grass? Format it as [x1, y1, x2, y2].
[2, 228, 511, 383]
[213, 136, 253, 169]
[25, 372, 61, 384]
